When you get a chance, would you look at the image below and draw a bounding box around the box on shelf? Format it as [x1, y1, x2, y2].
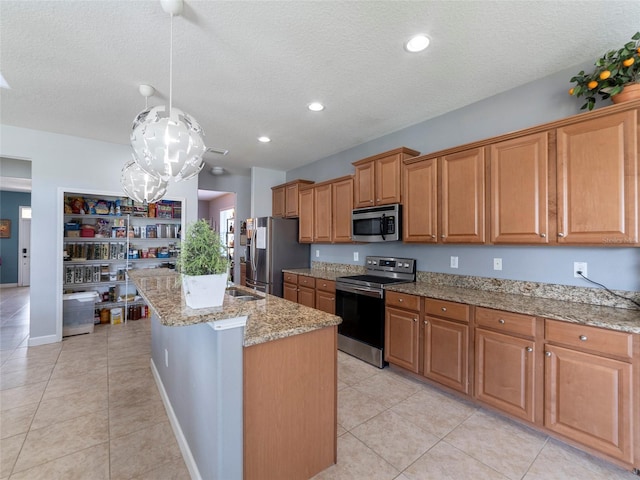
[110, 307, 123, 325]
[63, 291, 99, 336]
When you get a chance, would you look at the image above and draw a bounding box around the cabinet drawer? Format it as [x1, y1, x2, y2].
[476, 307, 536, 338]
[283, 272, 298, 284]
[425, 299, 470, 323]
[316, 279, 335, 293]
[298, 276, 316, 288]
[386, 291, 420, 312]
[545, 319, 632, 360]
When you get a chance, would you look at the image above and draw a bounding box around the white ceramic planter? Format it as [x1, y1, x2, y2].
[181, 272, 227, 309]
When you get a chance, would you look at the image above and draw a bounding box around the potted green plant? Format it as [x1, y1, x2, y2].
[569, 32, 640, 110]
[176, 219, 230, 308]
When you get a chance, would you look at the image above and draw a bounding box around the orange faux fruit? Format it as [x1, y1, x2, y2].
[588, 80, 598, 89]
[623, 58, 635, 67]
[599, 70, 611, 80]
[568, 87, 575, 95]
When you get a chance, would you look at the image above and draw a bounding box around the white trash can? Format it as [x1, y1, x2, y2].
[62, 291, 99, 336]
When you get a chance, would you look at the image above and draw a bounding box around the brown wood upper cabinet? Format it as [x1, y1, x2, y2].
[489, 132, 549, 244]
[440, 148, 486, 243]
[272, 179, 314, 218]
[556, 110, 638, 245]
[298, 176, 354, 244]
[353, 147, 419, 208]
[402, 147, 485, 244]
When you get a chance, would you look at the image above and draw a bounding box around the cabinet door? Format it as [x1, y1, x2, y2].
[475, 329, 535, 422]
[285, 183, 301, 217]
[354, 161, 375, 208]
[272, 186, 285, 218]
[375, 154, 402, 205]
[423, 317, 469, 393]
[298, 286, 315, 308]
[556, 111, 638, 244]
[440, 148, 485, 243]
[489, 132, 549, 244]
[332, 177, 353, 243]
[385, 307, 419, 373]
[403, 159, 437, 242]
[283, 282, 298, 303]
[298, 188, 314, 243]
[313, 184, 332, 243]
[315, 289, 335, 315]
[544, 344, 632, 462]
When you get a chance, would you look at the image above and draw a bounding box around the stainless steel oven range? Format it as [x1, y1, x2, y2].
[335, 256, 416, 368]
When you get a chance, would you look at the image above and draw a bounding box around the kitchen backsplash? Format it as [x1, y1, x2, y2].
[311, 261, 638, 310]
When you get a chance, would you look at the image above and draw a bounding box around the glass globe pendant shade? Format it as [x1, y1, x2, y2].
[130, 105, 206, 182]
[121, 157, 169, 204]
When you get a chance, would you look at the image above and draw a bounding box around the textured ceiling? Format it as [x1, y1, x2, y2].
[2, 1, 640, 176]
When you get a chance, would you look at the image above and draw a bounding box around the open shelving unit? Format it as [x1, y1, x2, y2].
[62, 192, 183, 326]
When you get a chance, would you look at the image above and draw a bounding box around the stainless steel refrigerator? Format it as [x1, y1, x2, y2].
[245, 217, 310, 297]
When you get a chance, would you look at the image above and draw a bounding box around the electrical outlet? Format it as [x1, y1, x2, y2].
[493, 258, 502, 271]
[450, 256, 458, 269]
[574, 262, 588, 278]
[315, 249, 320, 258]
[165, 349, 169, 368]
[353, 252, 359, 262]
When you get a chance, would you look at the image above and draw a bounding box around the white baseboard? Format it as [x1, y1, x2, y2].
[28, 334, 58, 347]
[0, 283, 18, 288]
[150, 359, 202, 480]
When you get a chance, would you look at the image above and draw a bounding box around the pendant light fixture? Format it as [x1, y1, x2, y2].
[121, 84, 169, 203]
[121, 156, 169, 204]
[130, 0, 206, 182]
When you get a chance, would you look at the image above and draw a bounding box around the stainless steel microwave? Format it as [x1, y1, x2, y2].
[352, 204, 401, 242]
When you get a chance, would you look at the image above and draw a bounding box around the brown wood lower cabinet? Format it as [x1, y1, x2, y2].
[474, 307, 538, 422]
[244, 326, 337, 479]
[384, 296, 639, 471]
[544, 320, 633, 463]
[475, 329, 536, 422]
[315, 280, 336, 315]
[423, 299, 470, 394]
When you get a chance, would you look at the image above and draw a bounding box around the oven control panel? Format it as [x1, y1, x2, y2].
[365, 256, 416, 274]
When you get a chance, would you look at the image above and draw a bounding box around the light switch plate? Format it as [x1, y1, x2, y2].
[353, 252, 359, 262]
[450, 256, 458, 269]
[493, 258, 502, 270]
[315, 249, 320, 258]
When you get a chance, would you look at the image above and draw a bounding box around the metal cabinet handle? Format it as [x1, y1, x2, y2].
[498, 319, 505, 324]
[413, 318, 417, 322]
[545, 351, 551, 357]
[526, 347, 533, 352]
[558, 232, 565, 237]
[441, 307, 447, 312]
[441, 234, 446, 238]
[399, 298, 403, 302]
[579, 335, 587, 341]
[540, 233, 546, 238]
[424, 320, 428, 325]
[431, 234, 436, 238]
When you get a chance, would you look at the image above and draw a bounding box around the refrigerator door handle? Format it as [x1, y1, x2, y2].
[249, 228, 257, 276]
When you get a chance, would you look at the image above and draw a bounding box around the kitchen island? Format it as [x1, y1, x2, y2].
[128, 269, 341, 480]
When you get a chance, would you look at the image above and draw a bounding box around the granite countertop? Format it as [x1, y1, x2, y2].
[128, 269, 341, 347]
[386, 283, 640, 334]
[284, 269, 639, 334]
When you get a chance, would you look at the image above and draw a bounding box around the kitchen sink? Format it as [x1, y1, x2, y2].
[225, 287, 263, 301]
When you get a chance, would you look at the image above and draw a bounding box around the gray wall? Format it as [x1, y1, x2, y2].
[288, 62, 640, 292]
[151, 316, 244, 480]
[0, 191, 31, 284]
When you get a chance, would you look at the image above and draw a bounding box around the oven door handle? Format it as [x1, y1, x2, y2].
[336, 284, 383, 299]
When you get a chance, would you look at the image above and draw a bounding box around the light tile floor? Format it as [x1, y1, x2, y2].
[1, 287, 637, 479]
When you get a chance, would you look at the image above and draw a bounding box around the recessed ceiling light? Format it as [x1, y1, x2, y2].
[405, 34, 430, 53]
[258, 136, 271, 143]
[308, 102, 325, 112]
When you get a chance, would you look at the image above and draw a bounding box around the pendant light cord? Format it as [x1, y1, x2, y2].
[169, 13, 173, 115]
